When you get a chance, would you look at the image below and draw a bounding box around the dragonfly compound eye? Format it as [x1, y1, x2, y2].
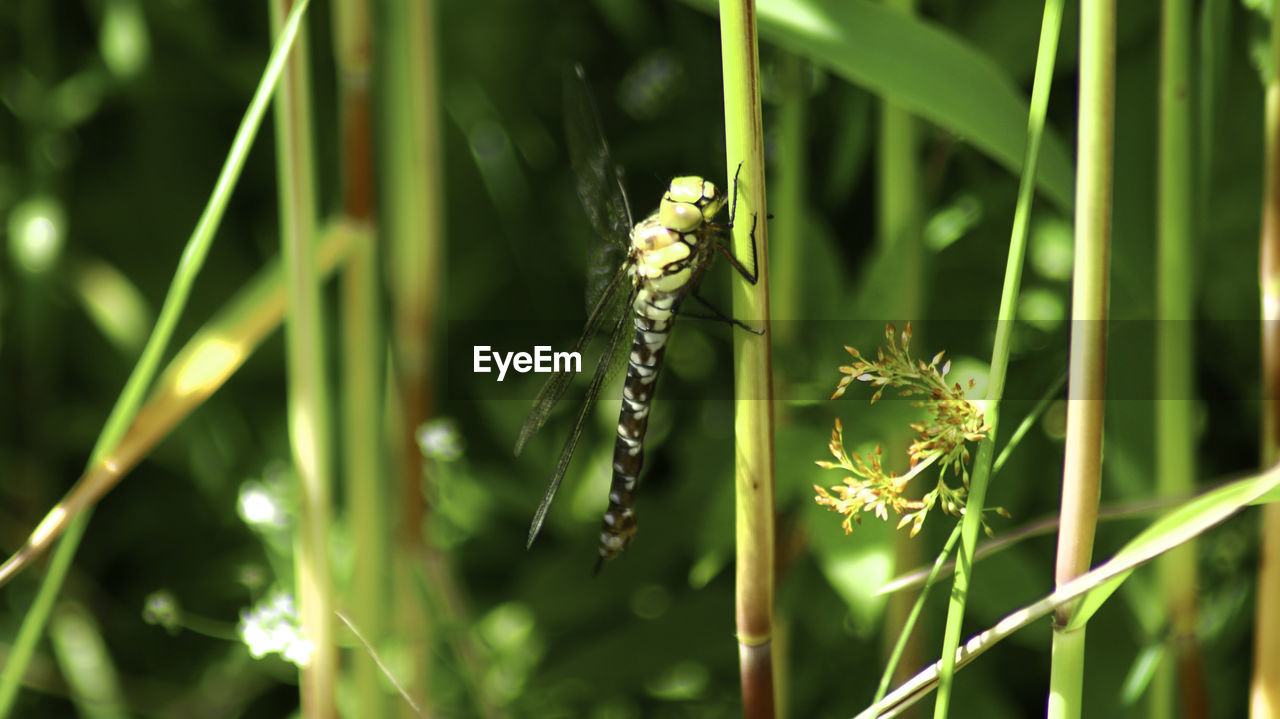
[659, 199, 702, 233]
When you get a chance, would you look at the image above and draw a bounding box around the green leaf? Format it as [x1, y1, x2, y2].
[1065, 466, 1280, 630]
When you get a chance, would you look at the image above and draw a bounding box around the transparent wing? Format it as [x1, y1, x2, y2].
[524, 284, 636, 548]
[585, 240, 629, 314]
[513, 261, 631, 455]
[514, 64, 640, 548]
[564, 64, 633, 249]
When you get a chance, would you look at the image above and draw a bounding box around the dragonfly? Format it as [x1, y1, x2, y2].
[514, 64, 760, 568]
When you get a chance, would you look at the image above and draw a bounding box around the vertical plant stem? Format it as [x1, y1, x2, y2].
[270, 1, 335, 716]
[934, 1, 1064, 715]
[1155, 0, 1205, 716]
[380, 0, 444, 714]
[333, 0, 375, 219]
[1197, 0, 1228, 224]
[770, 53, 805, 345]
[331, 0, 387, 713]
[719, 2, 776, 717]
[1252, 0, 1280, 715]
[1048, 0, 1114, 716]
[876, 524, 962, 705]
[878, 0, 923, 326]
[878, 0, 925, 700]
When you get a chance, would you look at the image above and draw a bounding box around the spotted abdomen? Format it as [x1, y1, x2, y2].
[598, 296, 677, 560]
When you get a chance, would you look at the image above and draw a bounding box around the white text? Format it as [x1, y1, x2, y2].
[473, 345, 582, 381]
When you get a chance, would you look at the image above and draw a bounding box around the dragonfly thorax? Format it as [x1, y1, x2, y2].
[629, 177, 726, 294]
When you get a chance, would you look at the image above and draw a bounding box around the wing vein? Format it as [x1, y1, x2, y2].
[513, 260, 632, 455]
[526, 293, 636, 548]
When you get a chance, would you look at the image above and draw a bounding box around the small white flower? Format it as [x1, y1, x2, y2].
[282, 635, 315, 666]
[239, 590, 311, 667]
[416, 418, 464, 461]
[237, 481, 288, 529]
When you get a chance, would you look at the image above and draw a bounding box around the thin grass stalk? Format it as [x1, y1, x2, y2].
[930, 2, 1064, 715]
[379, 0, 444, 713]
[877, 1, 925, 703]
[766, 53, 805, 719]
[339, 153, 388, 719]
[875, 524, 961, 705]
[1154, 0, 1205, 716]
[878, 0, 923, 326]
[1252, 0, 1280, 713]
[269, 1, 335, 715]
[1047, 0, 1114, 715]
[331, 0, 389, 713]
[1197, 0, 1229, 225]
[0, 4, 313, 713]
[719, 1, 776, 717]
[1254, 490, 1280, 704]
[767, 78, 802, 712]
[333, 0, 374, 224]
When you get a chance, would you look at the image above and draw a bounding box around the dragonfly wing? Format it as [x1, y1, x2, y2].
[585, 240, 628, 312]
[514, 260, 632, 456]
[518, 64, 641, 549]
[564, 64, 633, 248]
[526, 288, 635, 548]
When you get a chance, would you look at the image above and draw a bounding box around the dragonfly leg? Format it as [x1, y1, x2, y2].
[715, 164, 761, 285]
[685, 292, 765, 335]
[714, 210, 759, 285]
[729, 162, 743, 227]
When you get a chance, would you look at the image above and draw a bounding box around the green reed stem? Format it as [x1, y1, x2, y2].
[1047, 0, 1114, 715]
[329, 0, 390, 713]
[269, 1, 335, 715]
[1153, 0, 1203, 715]
[720, 1, 777, 717]
[935, 0, 1064, 715]
[1252, 0, 1280, 710]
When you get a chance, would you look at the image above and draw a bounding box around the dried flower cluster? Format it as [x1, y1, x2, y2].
[815, 324, 992, 536]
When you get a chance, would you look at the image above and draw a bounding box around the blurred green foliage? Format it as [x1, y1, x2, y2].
[0, 0, 1270, 716]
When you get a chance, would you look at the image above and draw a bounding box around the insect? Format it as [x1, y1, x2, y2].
[514, 65, 759, 569]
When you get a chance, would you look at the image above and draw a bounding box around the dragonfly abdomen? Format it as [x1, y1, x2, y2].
[598, 296, 680, 560]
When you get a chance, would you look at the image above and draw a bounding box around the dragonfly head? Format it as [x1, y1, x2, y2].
[659, 176, 726, 233]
